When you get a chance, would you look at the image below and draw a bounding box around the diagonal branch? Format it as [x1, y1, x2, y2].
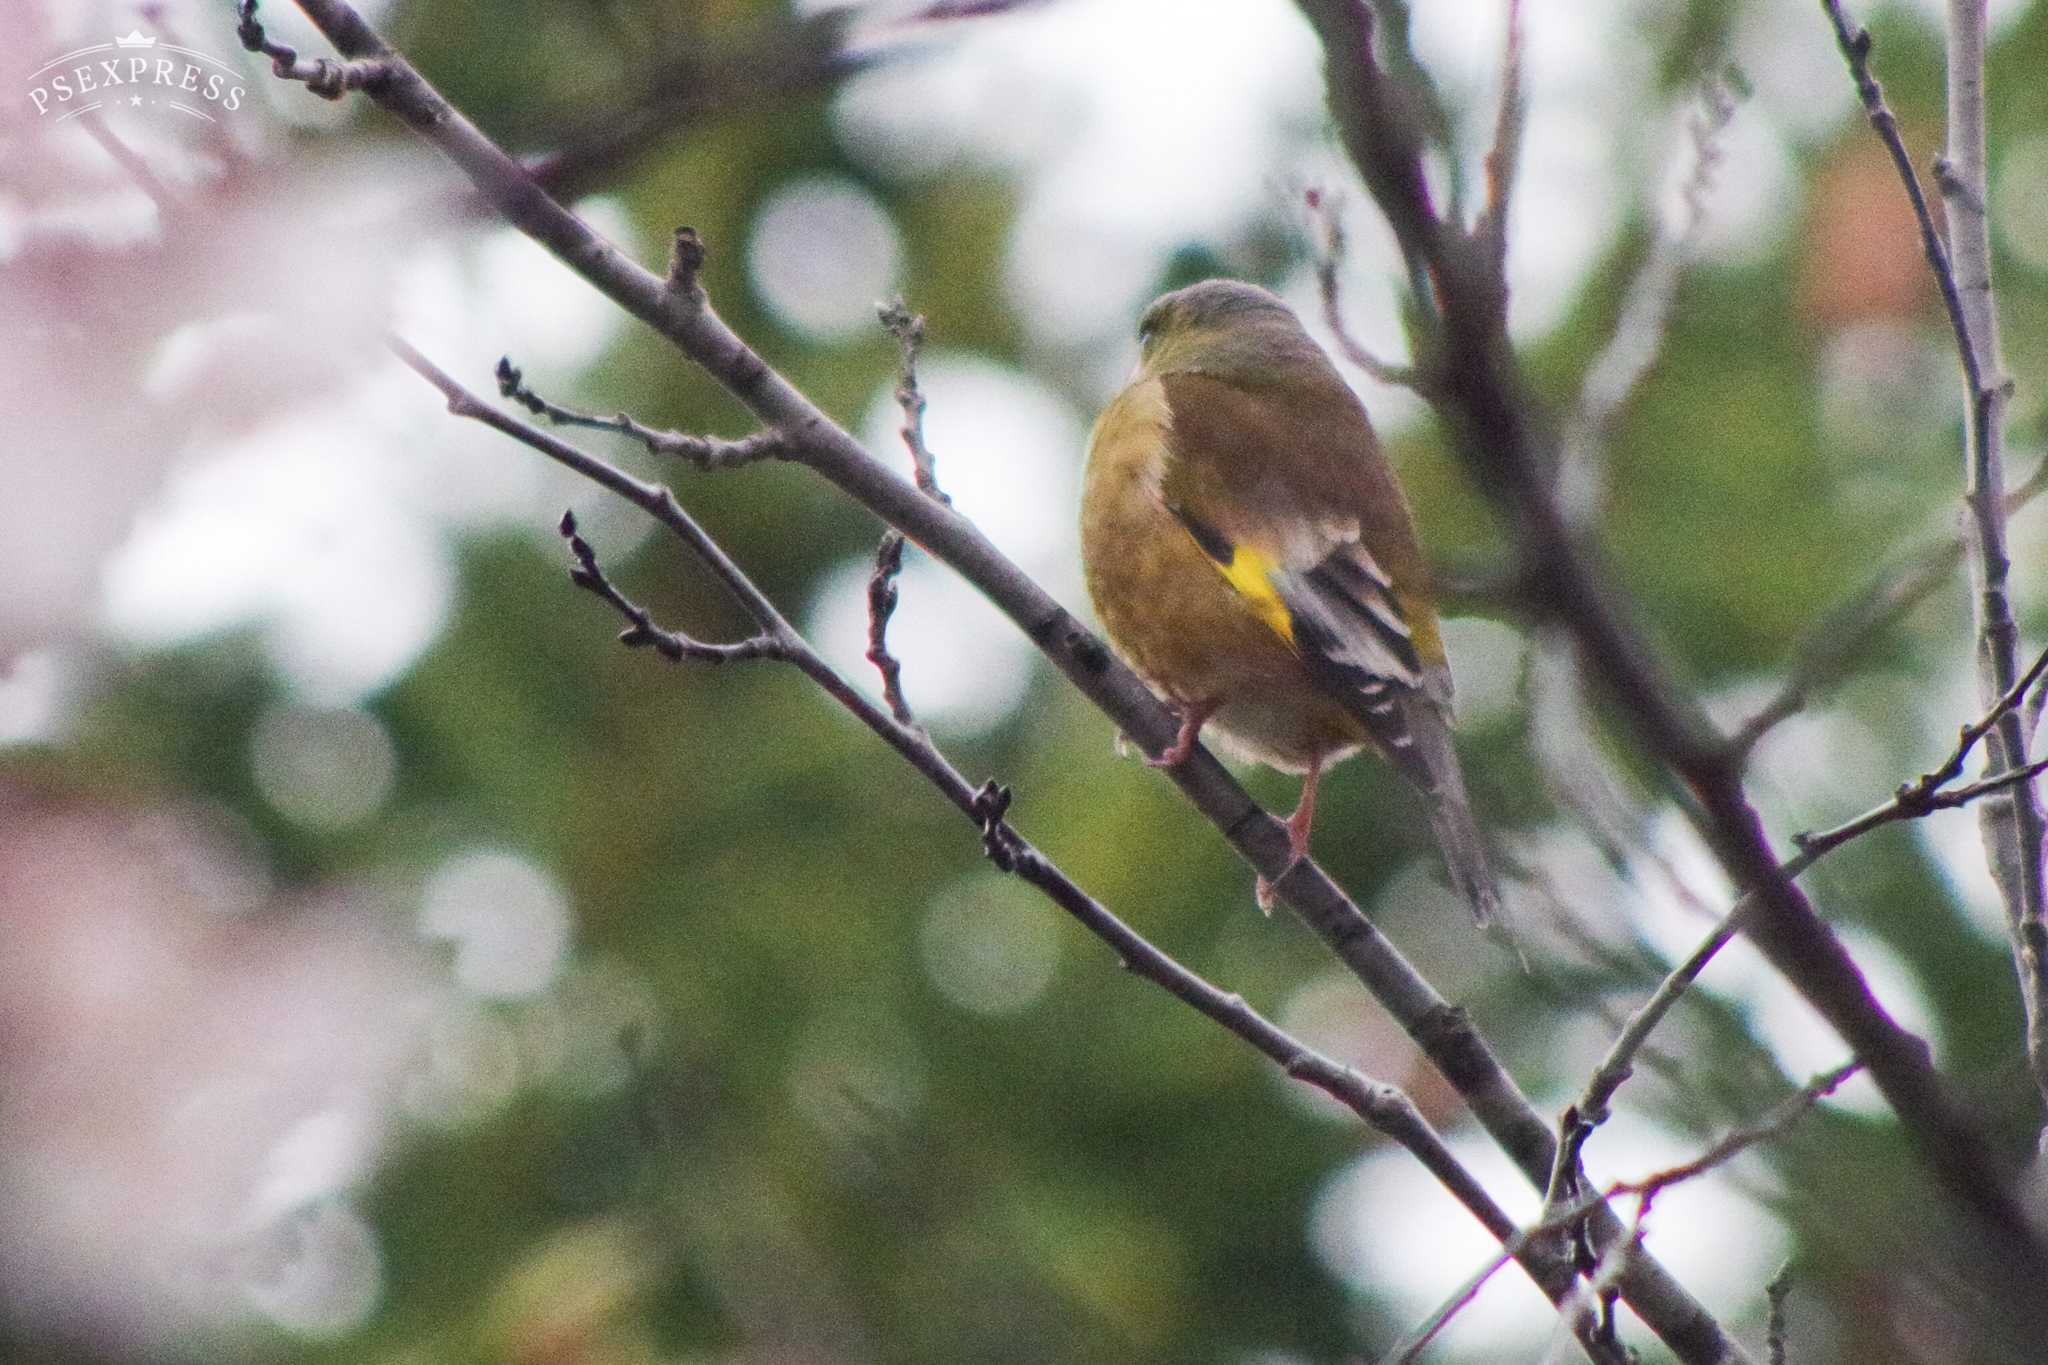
[392, 337, 1620, 1355]
[1383, 1061, 1856, 1365]
[496, 358, 786, 468]
[1937, 0, 2048, 1119]
[1291, 0, 2048, 1292]
[1730, 455, 2048, 757]
[254, 5, 1750, 1356]
[1818, 0, 1983, 398]
[1823, 0, 2048, 1113]
[1563, 645, 2048, 1221]
[560, 512, 785, 665]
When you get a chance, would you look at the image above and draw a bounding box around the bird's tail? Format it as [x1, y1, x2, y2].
[1408, 705, 1502, 927]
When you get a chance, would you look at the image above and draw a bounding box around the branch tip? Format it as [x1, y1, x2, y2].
[499, 353, 782, 468]
[865, 529, 916, 726]
[236, 0, 385, 98]
[878, 296, 951, 504]
[1304, 186, 1426, 389]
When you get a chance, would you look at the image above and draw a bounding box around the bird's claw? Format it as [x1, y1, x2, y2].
[1148, 698, 1217, 768]
[1254, 853, 1304, 915]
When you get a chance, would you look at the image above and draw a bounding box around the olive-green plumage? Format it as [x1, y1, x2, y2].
[1080, 279, 1499, 922]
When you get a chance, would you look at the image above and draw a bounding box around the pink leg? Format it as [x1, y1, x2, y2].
[1286, 755, 1325, 862]
[1147, 697, 1219, 769]
[1257, 754, 1325, 911]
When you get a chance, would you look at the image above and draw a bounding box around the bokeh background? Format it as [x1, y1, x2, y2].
[6, 0, 2048, 1360]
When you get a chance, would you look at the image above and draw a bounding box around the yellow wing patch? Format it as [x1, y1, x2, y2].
[1216, 545, 1297, 646]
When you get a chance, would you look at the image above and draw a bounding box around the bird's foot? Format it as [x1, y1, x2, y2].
[1256, 765, 1322, 914]
[1146, 697, 1219, 768]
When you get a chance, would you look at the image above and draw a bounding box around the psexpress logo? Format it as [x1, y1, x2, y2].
[27, 30, 247, 123]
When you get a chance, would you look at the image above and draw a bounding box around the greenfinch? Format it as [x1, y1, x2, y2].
[1080, 279, 1500, 922]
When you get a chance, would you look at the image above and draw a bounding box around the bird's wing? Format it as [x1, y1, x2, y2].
[1157, 370, 1450, 783]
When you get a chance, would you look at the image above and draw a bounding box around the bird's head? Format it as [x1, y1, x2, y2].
[1134, 279, 1326, 384]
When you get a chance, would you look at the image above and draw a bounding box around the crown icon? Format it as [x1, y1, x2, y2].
[114, 30, 157, 48]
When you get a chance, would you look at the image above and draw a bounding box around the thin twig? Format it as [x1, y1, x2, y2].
[77, 115, 178, 216]
[1306, 188, 1426, 388]
[560, 511, 785, 665]
[1620, 1062, 1860, 1200]
[1732, 543, 1958, 758]
[264, 6, 1747, 1354]
[1731, 456, 2048, 757]
[1766, 1263, 1793, 1365]
[494, 2, 1050, 208]
[1932, 0, 2048, 1118]
[1381, 1063, 1854, 1365]
[877, 298, 951, 505]
[863, 297, 953, 723]
[1818, 0, 1982, 398]
[1292, 0, 2046, 1287]
[1796, 753, 2048, 862]
[1559, 77, 1738, 527]
[496, 358, 785, 468]
[520, 8, 865, 203]
[1793, 644, 2048, 860]
[1580, 650, 2048, 1149]
[1474, 0, 1525, 270]
[235, 0, 387, 97]
[865, 531, 915, 726]
[391, 337, 1608, 1341]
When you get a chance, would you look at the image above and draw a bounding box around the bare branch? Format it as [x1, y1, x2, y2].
[1766, 1264, 1793, 1365]
[893, 0, 1056, 22]
[270, 6, 1750, 1354]
[1294, 1, 1453, 311]
[1306, 188, 1426, 388]
[877, 298, 953, 505]
[522, 9, 865, 203]
[858, 300, 949, 724]
[1294, 0, 2047, 1283]
[1932, 0, 2048, 1118]
[1566, 643, 2048, 1181]
[1796, 752, 2048, 862]
[1621, 1062, 1860, 1202]
[77, 115, 178, 217]
[1383, 1064, 1852, 1365]
[1787, 635, 2048, 865]
[513, 2, 1053, 205]
[495, 357, 785, 469]
[1559, 78, 1738, 527]
[235, 0, 387, 97]
[865, 531, 916, 726]
[1474, 0, 1525, 269]
[1730, 458, 2048, 757]
[1818, 2, 1982, 397]
[391, 338, 1613, 1342]
[559, 511, 786, 666]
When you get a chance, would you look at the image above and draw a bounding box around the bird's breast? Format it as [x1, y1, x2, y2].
[1080, 379, 1368, 771]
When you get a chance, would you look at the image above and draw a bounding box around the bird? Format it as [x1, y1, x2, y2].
[1079, 278, 1500, 923]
